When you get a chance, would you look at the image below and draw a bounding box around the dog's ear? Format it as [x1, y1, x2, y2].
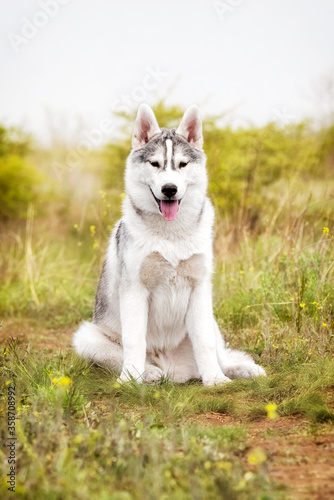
[132, 104, 161, 149]
[176, 105, 203, 150]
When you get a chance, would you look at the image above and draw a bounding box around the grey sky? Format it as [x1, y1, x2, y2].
[1, 0, 334, 144]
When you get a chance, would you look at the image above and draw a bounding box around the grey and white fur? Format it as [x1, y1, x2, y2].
[73, 104, 266, 386]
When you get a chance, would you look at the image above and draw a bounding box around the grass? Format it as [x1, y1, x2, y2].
[1, 190, 334, 498]
[0, 112, 334, 498]
[1, 336, 334, 499]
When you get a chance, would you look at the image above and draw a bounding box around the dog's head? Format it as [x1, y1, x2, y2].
[126, 104, 207, 222]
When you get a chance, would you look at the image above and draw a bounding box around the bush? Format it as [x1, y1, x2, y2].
[0, 125, 50, 220]
[103, 101, 334, 233]
[0, 155, 47, 220]
[0, 124, 31, 157]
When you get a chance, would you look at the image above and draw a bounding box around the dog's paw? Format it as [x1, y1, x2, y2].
[203, 372, 231, 387]
[143, 366, 164, 384]
[224, 362, 266, 380]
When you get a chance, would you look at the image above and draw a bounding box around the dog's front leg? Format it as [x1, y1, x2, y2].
[186, 282, 230, 386]
[119, 284, 149, 383]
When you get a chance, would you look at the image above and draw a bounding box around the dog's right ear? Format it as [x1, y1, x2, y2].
[176, 105, 203, 150]
[132, 104, 161, 150]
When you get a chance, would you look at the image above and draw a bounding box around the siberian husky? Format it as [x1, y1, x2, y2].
[73, 104, 265, 386]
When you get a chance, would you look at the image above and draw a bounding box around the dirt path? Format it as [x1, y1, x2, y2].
[190, 412, 334, 499]
[0, 318, 73, 350]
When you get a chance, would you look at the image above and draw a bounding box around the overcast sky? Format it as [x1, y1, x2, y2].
[1, 0, 334, 144]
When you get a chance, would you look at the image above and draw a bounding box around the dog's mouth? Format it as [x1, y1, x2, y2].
[150, 188, 182, 221]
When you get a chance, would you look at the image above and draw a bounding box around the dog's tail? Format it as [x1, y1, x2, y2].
[73, 321, 123, 372]
[213, 320, 266, 378]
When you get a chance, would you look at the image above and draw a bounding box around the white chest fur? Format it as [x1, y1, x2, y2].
[140, 252, 206, 351]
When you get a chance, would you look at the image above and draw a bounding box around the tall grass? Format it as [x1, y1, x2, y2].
[0, 106, 333, 333]
[0, 108, 334, 499]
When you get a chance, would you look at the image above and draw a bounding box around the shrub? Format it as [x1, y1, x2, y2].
[103, 101, 334, 233]
[0, 154, 48, 220]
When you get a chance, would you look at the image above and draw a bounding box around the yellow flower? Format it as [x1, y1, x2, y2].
[5, 380, 11, 386]
[73, 223, 78, 229]
[90, 225, 96, 235]
[323, 227, 329, 235]
[153, 391, 160, 399]
[74, 434, 84, 445]
[120, 193, 125, 199]
[266, 403, 278, 419]
[299, 303, 305, 308]
[248, 448, 267, 465]
[216, 461, 232, 471]
[3, 347, 9, 355]
[322, 323, 327, 327]
[113, 382, 121, 389]
[52, 376, 72, 386]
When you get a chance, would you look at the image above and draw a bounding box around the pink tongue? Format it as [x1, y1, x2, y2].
[160, 200, 178, 221]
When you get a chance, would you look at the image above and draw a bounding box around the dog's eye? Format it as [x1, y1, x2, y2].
[149, 161, 160, 167]
[179, 161, 189, 168]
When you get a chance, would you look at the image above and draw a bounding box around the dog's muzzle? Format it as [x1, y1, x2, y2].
[150, 187, 181, 221]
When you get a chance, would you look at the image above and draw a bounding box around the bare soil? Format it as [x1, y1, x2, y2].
[0, 318, 73, 350]
[191, 412, 334, 500]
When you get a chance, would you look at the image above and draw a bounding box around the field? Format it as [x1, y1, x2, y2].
[1, 103, 334, 499]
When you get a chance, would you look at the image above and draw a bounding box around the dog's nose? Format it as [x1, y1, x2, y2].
[161, 183, 178, 198]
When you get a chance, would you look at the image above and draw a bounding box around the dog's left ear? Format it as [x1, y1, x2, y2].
[176, 105, 203, 150]
[132, 104, 161, 149]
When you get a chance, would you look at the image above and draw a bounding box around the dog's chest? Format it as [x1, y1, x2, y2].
[140, 252, 206, 349]
[139, 252, 206, 290]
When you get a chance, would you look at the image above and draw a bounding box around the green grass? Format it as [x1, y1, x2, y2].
[1, 111, 334, 498]
[1, 332, 334, 499]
